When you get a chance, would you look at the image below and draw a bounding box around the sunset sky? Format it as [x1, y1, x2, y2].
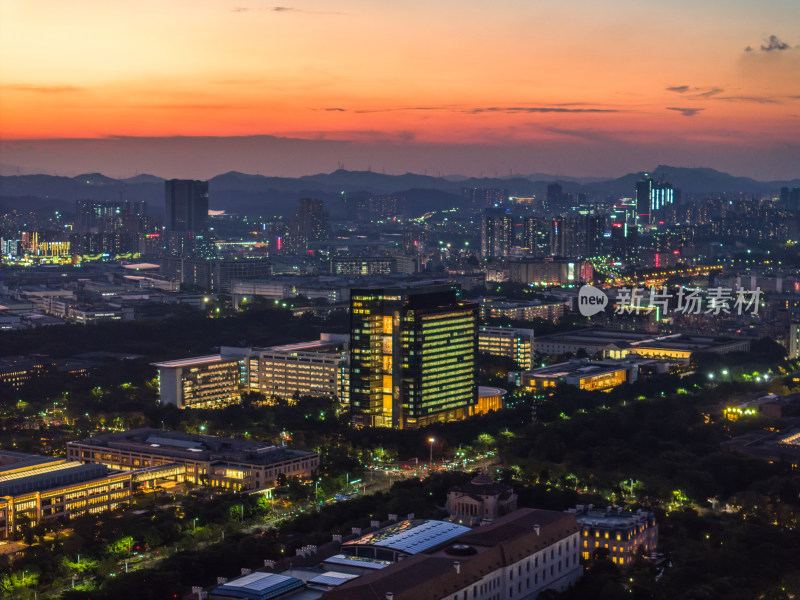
[1, 0, 799, 179]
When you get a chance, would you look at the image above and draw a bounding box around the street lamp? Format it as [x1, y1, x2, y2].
[428, 437, 435, 471]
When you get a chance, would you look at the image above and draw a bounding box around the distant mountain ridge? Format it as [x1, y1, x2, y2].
[0, 166, 798, 218]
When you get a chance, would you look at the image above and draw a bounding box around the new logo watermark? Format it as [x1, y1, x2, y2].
[578, 285, 762, 317]
[578, 284, 609, 316]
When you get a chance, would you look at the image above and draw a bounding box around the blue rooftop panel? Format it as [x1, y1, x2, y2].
[212, 572, 303, 600]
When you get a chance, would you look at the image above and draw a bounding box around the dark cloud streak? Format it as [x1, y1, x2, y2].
[464, 106, 619, 114]
[2, 84, 84, 94]
[717, 96, 778, 104]
[231, 5, 345, 14]
[761, 35, 790, 51]
[339, 105, 620, 114]
[667, 107, 705, 117]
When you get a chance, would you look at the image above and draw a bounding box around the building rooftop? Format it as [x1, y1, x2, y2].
[307, 572, 359, 588]
[151, 355, 235, 368]
[448, 473, 514, 499]
[0, 452, 113, 497]
[322, 555, 391, 571]
[535, 328, 745, 352]
[477, 386, 507, 398]
[342, 520, 470, 556]
[263, 340, 344, 354]
[567, 505, 656, 529]
[72, 429, 316, 467]
[209, 572, 303, 600]
[323, 509, 579, 600]
[526, 359, 628, 379]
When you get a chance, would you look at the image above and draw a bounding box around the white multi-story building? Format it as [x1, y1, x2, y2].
[322, 508, 582, 600]
[249, 334, 349, 404]
[479, 326, 534, 369]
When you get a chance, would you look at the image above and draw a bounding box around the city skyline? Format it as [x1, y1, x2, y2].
[1, 0, 799, 179]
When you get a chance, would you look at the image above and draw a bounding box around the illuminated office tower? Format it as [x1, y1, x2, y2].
[650, 182, 674, 216]
[349, 285, 478, 429]
[165, 180, 209, 233]
[636, 176, 674, 227]
[164, 179, 209, 255]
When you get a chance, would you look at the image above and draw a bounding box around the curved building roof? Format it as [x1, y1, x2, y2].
[343, 519, 470, 556]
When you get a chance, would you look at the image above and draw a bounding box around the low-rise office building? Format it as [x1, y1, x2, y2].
[534, 328, 750, 360]
[67, 428, 319, 491]
[153, 351, 250, 409]
[567, 504, 658, 567]
[154, 335, 349, 408]
[478, 297, 569, 323]
[249, 334, 349, 404]
[0, 451, 133, 539]
[522, 359, 631, 393]
[479, 326, 534, 369]
[723, 427, 800, 470]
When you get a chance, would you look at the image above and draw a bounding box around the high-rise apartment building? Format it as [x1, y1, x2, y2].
[481, 208, 515, 258]
[546, 183, 563, 210]
[75, 199, 127, 233]
[464, 187, 508, 209]
[520, 216, 554, 257]
[289, 197, 329, 254]
[349, 285, 478, 429]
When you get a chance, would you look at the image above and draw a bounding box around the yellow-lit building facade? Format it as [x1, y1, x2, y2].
[569, 505, 658, 567]
[471, 386, 507, 416]
[154, 355, 248, 409]
[250, 341, 349, 404]
[349, 285, 478, 429]
[67, 429, 319, 491]
[522, 361, 630, 394]
[0, 453, 134, 539]
[478, 326, 534, 369]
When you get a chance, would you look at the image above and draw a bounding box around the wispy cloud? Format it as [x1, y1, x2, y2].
[231, 5, 345, 14]
[665, 85, 724, 98]
[2, 84, 84, 94]
[745, 35, 793, 52]
[761, 35, 790, 52]
[716, 96, 778, 104]
[333, 105, 620, 115]
[694, 87, 724, 98]
[464, 106, 619, 114]
[667, 107, 705, 117]
[353, 107, 442, 114]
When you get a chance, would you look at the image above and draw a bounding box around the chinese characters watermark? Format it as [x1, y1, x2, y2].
[614, 286, 762, 316]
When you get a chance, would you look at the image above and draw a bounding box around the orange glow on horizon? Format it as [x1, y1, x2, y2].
[1, 0, 799, 177]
